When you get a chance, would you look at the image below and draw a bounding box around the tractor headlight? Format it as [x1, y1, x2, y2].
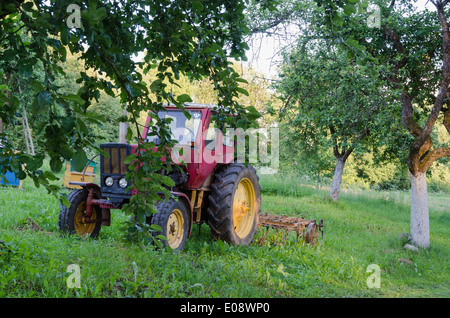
[119, 177, 128, 188]
[105, 176, 114, 187]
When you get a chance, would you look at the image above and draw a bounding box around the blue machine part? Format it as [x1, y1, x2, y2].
[0, 170, 21, 186]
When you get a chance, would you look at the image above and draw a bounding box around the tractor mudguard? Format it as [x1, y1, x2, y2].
[69, 181, 101, 193]
[170, 191, 193, 237]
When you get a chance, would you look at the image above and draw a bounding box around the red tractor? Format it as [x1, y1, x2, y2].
[59, 104, 261, 250]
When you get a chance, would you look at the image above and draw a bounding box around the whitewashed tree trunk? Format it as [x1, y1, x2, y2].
[410, 171, 430, 248]
[330, 157, 345, 202]
[119, 122, 128, 143]
[119, 106, 128, 143]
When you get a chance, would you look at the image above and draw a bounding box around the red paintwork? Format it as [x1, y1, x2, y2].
[142, 105, 234, 190]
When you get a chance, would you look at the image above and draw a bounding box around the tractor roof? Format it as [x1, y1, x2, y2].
[164, 103, 221, 111]
[183, 103, 219, 109]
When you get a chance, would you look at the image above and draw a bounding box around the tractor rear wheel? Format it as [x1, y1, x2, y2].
[151, 198, 189, 251]
[59, 189, 102, 238]
[207, 163, 261, 245]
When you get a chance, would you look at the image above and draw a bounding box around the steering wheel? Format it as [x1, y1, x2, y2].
[178, 127, 195, 144]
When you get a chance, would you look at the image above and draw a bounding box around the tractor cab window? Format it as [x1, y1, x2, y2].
[145, 110, 202, 145]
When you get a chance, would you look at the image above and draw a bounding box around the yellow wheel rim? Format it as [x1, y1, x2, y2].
[167, 209, 185, 249]
[233, 177, 256, 239]
[74, 202, 96, 237]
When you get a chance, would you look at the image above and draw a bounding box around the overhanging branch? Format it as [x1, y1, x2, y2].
[420, 146, 450, 171]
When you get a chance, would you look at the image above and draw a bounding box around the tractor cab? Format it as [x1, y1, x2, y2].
[141, 104, 235, 190]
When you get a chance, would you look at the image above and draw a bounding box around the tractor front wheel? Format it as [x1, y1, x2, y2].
[151, 198, 189, 251]
[207, 163, 261, 245]
[59, 189, 102, 238]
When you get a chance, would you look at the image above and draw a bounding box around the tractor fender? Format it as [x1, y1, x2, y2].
[69, 182, 112, 226]
[82, 182, 101, 190]
[68, 182, 101, 194]
[79, 183, 102, 197]
[170, 191, 193, 238]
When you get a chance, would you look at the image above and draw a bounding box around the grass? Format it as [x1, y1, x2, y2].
[0, 173, 449, 298]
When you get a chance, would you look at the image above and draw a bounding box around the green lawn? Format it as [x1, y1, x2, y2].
[0, 174, 449, 298]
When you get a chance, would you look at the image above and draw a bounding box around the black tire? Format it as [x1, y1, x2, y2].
[206, 163, 261, 245]
[58, 189, 102, 238]
[151, 198, 189, 251]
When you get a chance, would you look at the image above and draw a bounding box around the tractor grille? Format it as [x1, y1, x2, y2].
[101, 143, 129, 175]
[100, 143, 132, 195]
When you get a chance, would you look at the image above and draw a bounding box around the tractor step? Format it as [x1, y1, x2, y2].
[257, 213, 324, 246]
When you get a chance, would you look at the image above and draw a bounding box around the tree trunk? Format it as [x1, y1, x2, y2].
[119, 122, 128, 143]
[316, 169, 321, 190]
[410, 171, 430, 248]
[330, 157, 345, 202]
[119, 106, 128, 143]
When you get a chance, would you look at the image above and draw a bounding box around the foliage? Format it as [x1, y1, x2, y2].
[275, 43, 393, 150]
[326, 0, 449, 173]
[272, 29, 406, 201]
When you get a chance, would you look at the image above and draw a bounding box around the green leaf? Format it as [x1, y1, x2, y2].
[176, 94, 193, 103]
[161, 175, 175, 187]
[192, 1, 204, 11]
[22, 2, 34, 12]
[83, 110, 106, 125]
[31, 91, 51, 114]
[235, 77, 248, 84]
[346, 38, 359, 48]
[343, 4, 356, 15]
[94, 7, 107, 22]
[149, 224, 162, 232]
[18, 62, 33, 77]
[155, 235, 167, 241]
[76, 118, 89, 136]
[150, 79, 163, 93]
[59, 144, 74, 160]
[38, 91, 51, 106]
[49, 157, 62, 173]
[61, 94, 85, 105]
[236, 87, 249, 96]
[59, 196, 70, 208]
[124, 154, 136, 164]
[125, 126, 133, 141]
[25, 155, 44, 171]
[43, 171, 58, 181]
[71, 148, 88, 172]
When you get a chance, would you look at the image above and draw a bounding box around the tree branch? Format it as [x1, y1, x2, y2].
[444, 108, 450, 134]
[329, 125, 347, 158]
[342, 147, 354, 162]
[420, 146, 450, 171]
